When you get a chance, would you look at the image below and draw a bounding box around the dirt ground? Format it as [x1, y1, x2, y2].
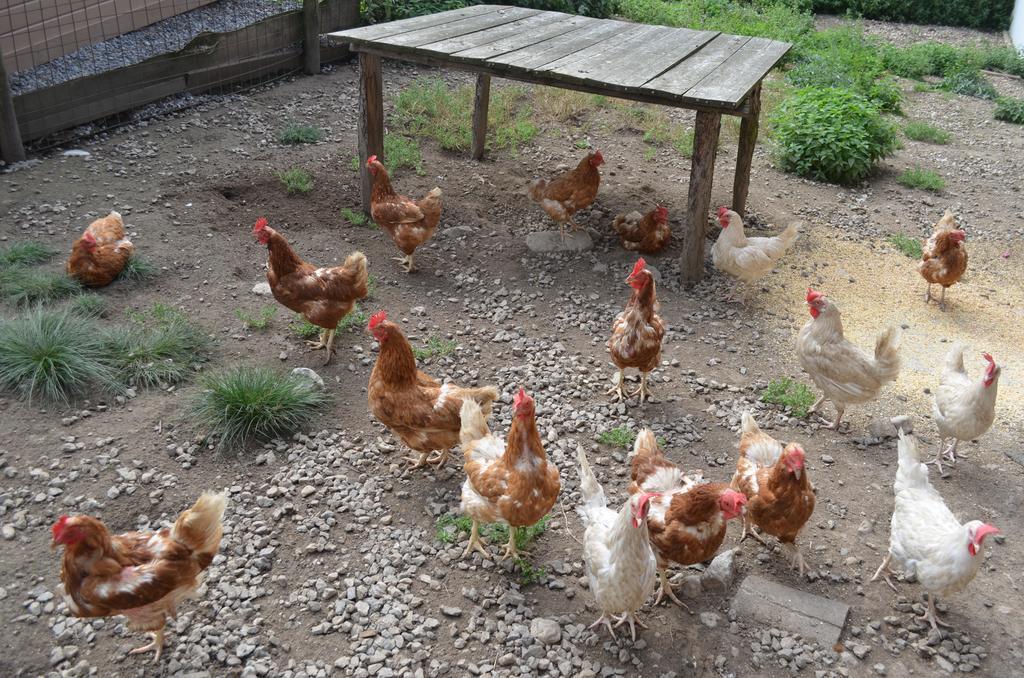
[1, 26, 1022, 678]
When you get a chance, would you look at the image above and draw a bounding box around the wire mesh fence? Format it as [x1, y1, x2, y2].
[0, 0, 357, 153]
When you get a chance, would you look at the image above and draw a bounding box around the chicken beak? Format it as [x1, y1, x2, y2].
[793, 468, 802, 481]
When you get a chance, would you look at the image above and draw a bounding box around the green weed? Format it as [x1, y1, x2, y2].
[0, 268, 82, 306]
[235, 306, 276, 330]
[0, 241, 54, 268]
[897, 167, 945, 192]
[597, 426, 636, 448]
[279, 168, 314, 194]
[888, 233, 923, 259]
[289, 316, 320, 340]
[384, 134, 425, 176]
[903, 122, 950, 144]
[278, 123, 323, 145]
[411, 336, 457, 361]
[116, 255, 157, 282]
[760, 377, 816, 418]
[994, 97, 1024, 125]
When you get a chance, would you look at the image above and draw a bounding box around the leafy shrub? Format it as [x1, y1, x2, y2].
[278, 124, 322, 145]
[994, 97, 1024, 125]
[0, 241, 54, 268]
[279, 168, 314, 194]
[0, 307, 119, 403]
[235, 306, 276, 330]
[939, 69, 997, 99]
[811, 0, 1013, 31]
[597, 426, 636, 448]
[770, 87, 897, 185]
[904, 121, 950, 144]
[190, 366, 330, 451]
[0, 268, 82, 306]
[897, 167, 945, 192]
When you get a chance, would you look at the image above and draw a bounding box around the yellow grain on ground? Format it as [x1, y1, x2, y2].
[758, 227, 1023, 432]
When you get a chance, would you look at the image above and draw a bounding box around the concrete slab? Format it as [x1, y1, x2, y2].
[730, 575, 849, 647]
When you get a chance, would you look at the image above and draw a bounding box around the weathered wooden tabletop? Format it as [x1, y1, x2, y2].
[329, 4, 790, 111]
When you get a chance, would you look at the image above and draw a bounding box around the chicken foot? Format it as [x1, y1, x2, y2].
[606, 369, 629, 402]
[403, 448, 450, 470]
[782, 541, 807, 577]
[925, 439, 961, 476]
[393, 253, 416, 273]
[918, 595, 953, 632]
[613, 611, 648, 641]
[924, 284, 950, 311]
[128, 629, 165, 663]
[306, 328, 338, 365]
[653, 569, 690, 610]
[460, 520, 491, 560]
[739, 517, 769, 546]
[500, 527, 529, 561]
[587, 614, 618, 639]
[870, 552, 898, 592]
[630, 371, 654, 404]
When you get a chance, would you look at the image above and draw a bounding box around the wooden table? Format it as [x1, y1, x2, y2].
[329, 5, 790, 282]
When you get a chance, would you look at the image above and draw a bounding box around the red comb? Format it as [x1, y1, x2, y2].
[630, 258, 646, 277]
[513, 386, 530, 410]
[717, 206, 729, 218]
[51, 515, 69, 540]
[367, 155, 378, 166]
[253, 217, 268, 232]
[368, 310, 387, 330]
[82, 231, 96, 241]
[806, 287, 823, 303]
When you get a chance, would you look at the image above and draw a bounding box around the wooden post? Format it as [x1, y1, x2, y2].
[357, 52, 384, 216]
[303, 0, 321, 75]
[0, 52, 25, 164]
[681, 110, 721, 284]
[471, 74, 490, 161]
[731, 83, 761, 218]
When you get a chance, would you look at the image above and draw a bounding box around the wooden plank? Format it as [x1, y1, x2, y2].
[0, 52, 25, 162]
[682, 109, 721, 283]
[187, 50, 303, 93]
[357, 52, 383, 215]
[376, 6, 540, 49]
[731, 83, 760, 217]
[453, 14, 591, 61]
[581, 27, 718, 88]
[643, 33, 749, 96]
[422, 11, 571, 56]
[327, 5, 498, 43]
[303, 0, 321, 75]
[471, 73, 490, 160]
[489, 19, 629, 70]
[539, 24, 666, 76]
[683, 37, 790, 106]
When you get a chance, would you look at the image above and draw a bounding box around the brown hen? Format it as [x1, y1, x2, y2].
[66, 211, 134, 287]
[612, 205, 670, 253]
[367, 155, 442, 273]
[919, 210, 967, 310]
[607, 258, 665, 403]
[528, 150, 603, 238]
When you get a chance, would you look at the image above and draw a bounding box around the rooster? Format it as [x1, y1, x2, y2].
[527, 150, 603, 239]
[919, 210, 967, 310]
[712, 207, 798, 301]
[367, 311, 499, 469]
[872, 426, 999, 632]
[929, 346, 1000, 474]
[628, 430, 747, 606]
[730, 412, 815, 575]
[253, 217, 367, 365]
[66, 211, 134, 287]
[51, 492, 226, 661]
[607, 258, 664, 403]
[797, 288, 901, 430]
[367, 155, 442, 273]
[612, 205, 671, 254]
[576, 446, 658, 640]
[459, 388, 560, 560]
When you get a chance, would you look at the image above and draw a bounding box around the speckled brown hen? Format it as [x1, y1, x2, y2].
[527, 150, 603, 239]
[607, 258, 665, 403]
[459, 388, 560, 560]
[919, 210, 967, 310]
[367, 155, 442, 273]
[66, 211, 134, 287]
[612, 206, 671, 254]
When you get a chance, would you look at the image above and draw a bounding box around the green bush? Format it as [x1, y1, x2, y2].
[761, 377, 816, 417]
[888, 233, 923, 259]
[0, 307, 120, 403]
[770, 87, 897, 185]
[279, 168, 314, 194]
[939, 69, 997, 99]
[189, 366, 330, 450]
[994, 97, 1024, 125]
[811, 0, 1013, 31]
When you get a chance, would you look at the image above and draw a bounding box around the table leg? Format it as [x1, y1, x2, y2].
[358, 52, 383, 216]
[682, 109, 721, 284]
[471, 74, 491, 161]
[732, 83, 761, 218]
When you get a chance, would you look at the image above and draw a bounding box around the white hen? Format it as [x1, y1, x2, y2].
[930, 345, 1000, 474]
[576, 446, 657, 640]
[711, 207, 798, 300]
[797, 288, 901, 430]
[872, 426, 999, 632]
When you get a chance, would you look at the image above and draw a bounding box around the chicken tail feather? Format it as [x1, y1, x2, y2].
[873, 326, 902, 383]
[576, 445, 606, 523]
[895, 427, 930, 492]
[740, 411, 761, 438]
[629, 429, 661, 460]
[344, 251, 369, 295]
[776, 222, 800, 251]
[459, 398, 490, 447]
[172, 492, 226, 562]
[461, 386, 500, 415]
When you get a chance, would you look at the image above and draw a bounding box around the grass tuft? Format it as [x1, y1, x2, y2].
[597, 426, 636, 448]
[903, 122, 950, 145]
[888, 233, 923, 259]
[0, 241, 54, 268]
[235, 306, 276, 330]
[994, 97, 1024, 125]
[116, 255, 157, 282]
[897, 167, 945, 192]
[338, 305, 368, 333]
[104, 308, 212, 389]
[0, 307, 120, 403]
[341, 207, 376, 229]
[189, 365, 330, 451]
[66, 294, 105, 318]
[278, 123, 322, 145]
[760, 377, 816, 417]
[279, 168, 314, 194]
[384, 134, 425, 176]
[289, 315, 320, 339]
[0, 268, 82, 306]
[411, 336, 457, 361]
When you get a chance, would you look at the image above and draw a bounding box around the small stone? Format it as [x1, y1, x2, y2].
[440, 606, 462, 618]
[699, 612, 719, 628]
[525, 230, 592, 253]
[291, 367, 324, 389]
[821, 454, 835, 464]
[702, 548, 737, 591]
[300, 485, 316, 498]
[852, 644, 871, 659]
[1, 525, 14, 540]
[252, 282, 272, 296]
[236, 642, 255, 658]
[410, 306, 426, 316]
[681, 575, 703, 598]
[529, 618, 561, 645]
[873, 663, 887, 675]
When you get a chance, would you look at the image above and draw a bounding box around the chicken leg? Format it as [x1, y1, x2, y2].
[918, 594, 953, 632]
[739, 517, 768, 546]
[806, 395, 826, 417]
[606, 368, 629, 402]
[653, 569, 689, 610]
[630, 371, 654, 403]
[782, 541, 807, 577]
[500, 526, 526, 561]
[403, 447, 451, 470]
[587, 614, 618, 639]
[870, 552, 898, 592]
[460, 520, 491, 560]
[393, 253, 416, 273]
[613, 611, 648, 641]
[925, 438, 960, 476]
[306, 328, 337, 366]
[128, 629, 165, 663]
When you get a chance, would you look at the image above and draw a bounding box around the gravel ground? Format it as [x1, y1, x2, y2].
[1, 40, 1022, 678]
[9, 0, 302, 96]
